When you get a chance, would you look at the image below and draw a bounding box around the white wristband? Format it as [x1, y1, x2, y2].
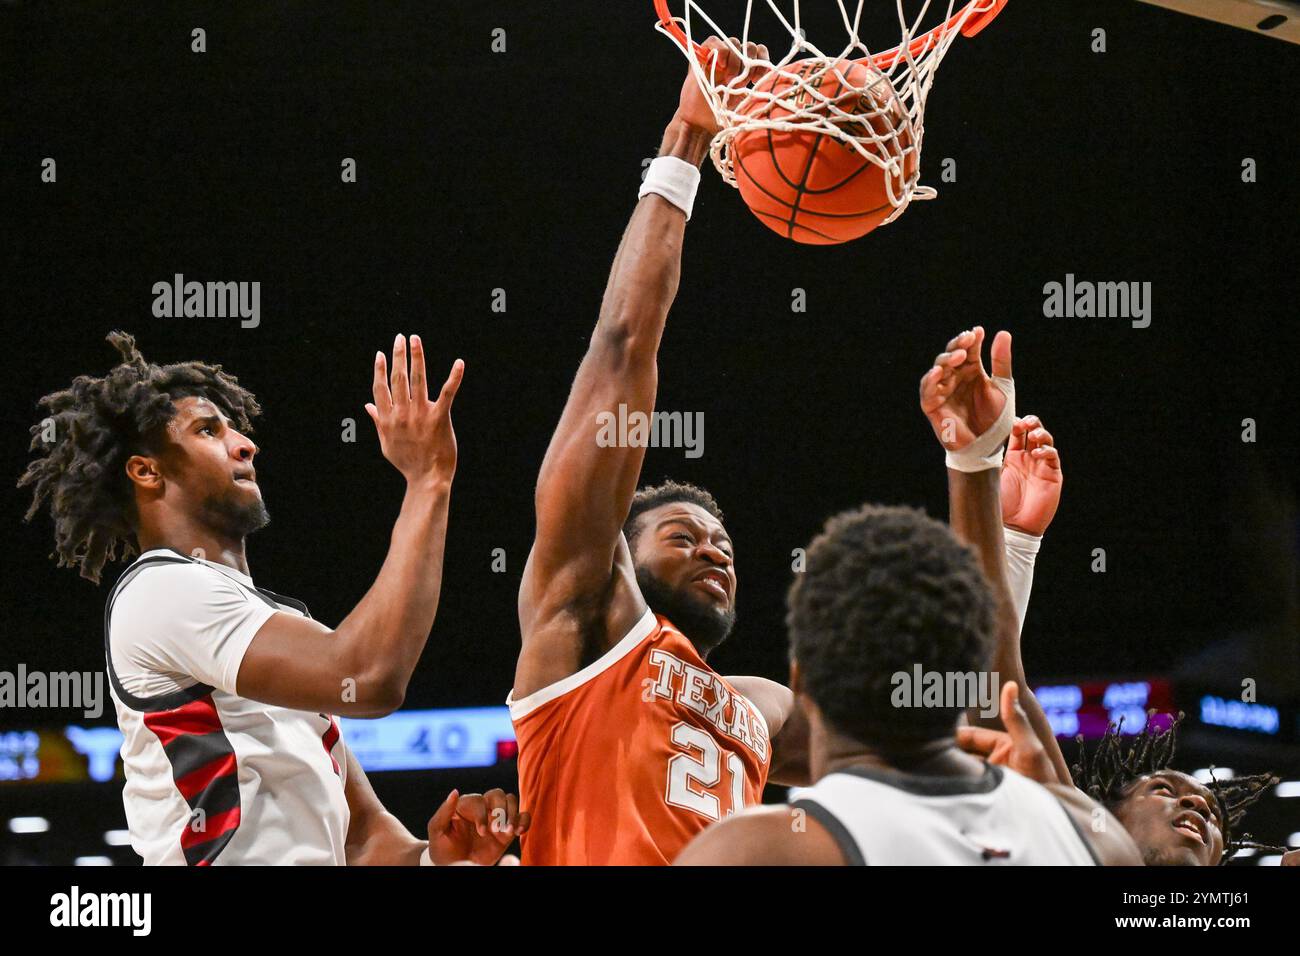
[944, 375, 1016, 473]
[420, 847, 436, 866]
[639, 156, 701, 220]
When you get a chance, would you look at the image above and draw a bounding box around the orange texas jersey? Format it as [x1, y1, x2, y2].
[508, 608, 772, 865]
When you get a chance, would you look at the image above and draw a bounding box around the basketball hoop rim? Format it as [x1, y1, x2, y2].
[653, 0, 1008, 70]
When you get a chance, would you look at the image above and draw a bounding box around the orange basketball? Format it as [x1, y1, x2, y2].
[732, 58, 916, 245]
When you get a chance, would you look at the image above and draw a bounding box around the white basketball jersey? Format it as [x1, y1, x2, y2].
[105, 550, 351, 865]
[791, 764, 1097, 865]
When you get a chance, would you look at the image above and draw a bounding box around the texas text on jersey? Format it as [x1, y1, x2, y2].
[509, 609, 770, 865]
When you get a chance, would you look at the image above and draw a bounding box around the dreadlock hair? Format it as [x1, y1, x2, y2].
[623, 480, 724, 553]
[1072, 710, 1282, 863]
[18, 331, 261, 585]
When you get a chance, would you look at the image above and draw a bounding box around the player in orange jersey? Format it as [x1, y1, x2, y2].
[508, 45, 1062, 865]
[510, 38, 782, 865]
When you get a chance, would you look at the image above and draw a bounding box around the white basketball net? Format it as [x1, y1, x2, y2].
[657, 1, 999, 226]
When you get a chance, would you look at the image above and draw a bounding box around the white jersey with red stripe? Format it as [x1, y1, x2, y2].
[105, 549, 350, 865]
[790, 763, 1097, 865]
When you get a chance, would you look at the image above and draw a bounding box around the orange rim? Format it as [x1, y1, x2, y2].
[654, 0, 1007, 70]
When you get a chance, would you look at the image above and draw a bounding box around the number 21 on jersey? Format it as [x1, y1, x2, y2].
[665, 722, 747, 821]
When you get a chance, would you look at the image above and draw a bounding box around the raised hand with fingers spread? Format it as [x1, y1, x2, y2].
[365, 333, 463, 489]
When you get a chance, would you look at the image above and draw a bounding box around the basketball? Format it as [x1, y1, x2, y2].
[732, 58, 916, 245]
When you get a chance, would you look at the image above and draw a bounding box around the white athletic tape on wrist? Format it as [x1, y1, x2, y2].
[639, 156, 701, 220]
[420, 848, 436, 866]
[944, 375, 1016, 473]
[1003, 527, 1042, 556]
[1003, 527, 1041, 636]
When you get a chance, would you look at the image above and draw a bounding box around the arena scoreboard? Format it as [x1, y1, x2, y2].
[1, 706, 517, 784]
[1033, 679, 1177, 739]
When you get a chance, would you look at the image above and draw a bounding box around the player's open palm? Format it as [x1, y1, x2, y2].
[1001, 415, 1063, 536]
[365, 334, 462, 487]
[919, 326, 1012, 452]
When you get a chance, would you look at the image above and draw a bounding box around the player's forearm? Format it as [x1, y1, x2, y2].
[948, 469, 1071, 782]
[529, 206, 673, 564]
[947, 469, 1029, 707]
[347, 813, 427, 866]
[591, 116, 708, 357]
[593, 206, 684, 360]
[1003, 528, 1040, 634]
[529, 119, 709, 569]
[334, 479, 452, 711]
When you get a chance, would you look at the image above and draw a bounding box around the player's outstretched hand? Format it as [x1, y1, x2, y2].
[956, 682, 1057, 786]
[675, 36, 769, 135]
[365, 334, 462, 488]
[426, 788, 531, 866]
[919, 326, 1012, 453]
[1001, 414, 1063, 536]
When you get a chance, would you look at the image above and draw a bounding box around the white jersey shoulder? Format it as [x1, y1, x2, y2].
[791, 764, 1097, 866]
[105, 550, 350, 866]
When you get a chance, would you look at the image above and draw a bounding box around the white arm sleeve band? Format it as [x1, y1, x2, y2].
[638, 156, 701, 220]
[945, 375, 1016, 472]
[1003, 527, 1042, 635]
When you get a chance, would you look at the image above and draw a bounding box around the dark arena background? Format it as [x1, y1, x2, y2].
[2, 0, 1298, 887]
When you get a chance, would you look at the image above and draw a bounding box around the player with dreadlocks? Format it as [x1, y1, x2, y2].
[925, 327, 1297, 866]
[1073, 713, 1291, 866]
[676, 328, 1140, 865]
[19, 331, 527, 866]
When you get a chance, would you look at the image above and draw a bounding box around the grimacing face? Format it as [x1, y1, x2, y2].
[150, 396, 269, 539]
[1112, 771, 1226, 866]
[630, 501, 736, 654]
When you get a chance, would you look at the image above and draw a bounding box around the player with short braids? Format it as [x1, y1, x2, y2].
[678, 329, 1141, 865]
[1072, 713, 1284, 865]
[19, 330, 261, 584]
[912, 330, 1298, 867]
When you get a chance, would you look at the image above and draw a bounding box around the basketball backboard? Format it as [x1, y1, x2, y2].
[1137, 0, 1300, 45]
